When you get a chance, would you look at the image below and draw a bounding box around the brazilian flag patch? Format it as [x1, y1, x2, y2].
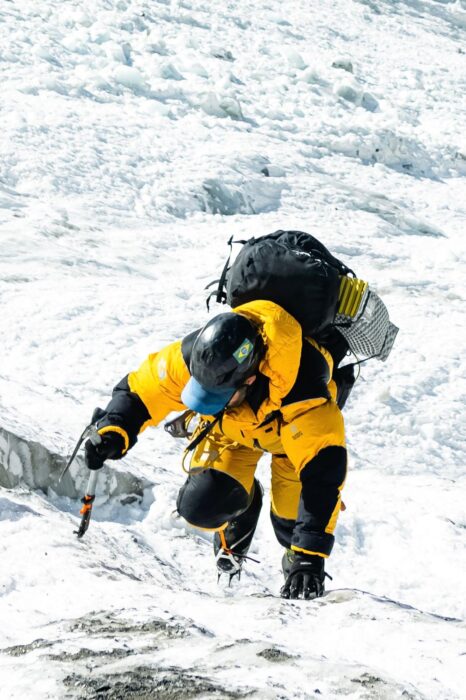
[233, 338, 254, 364]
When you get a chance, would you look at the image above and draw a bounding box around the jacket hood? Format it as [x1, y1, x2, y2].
[233, 300, 302, 423]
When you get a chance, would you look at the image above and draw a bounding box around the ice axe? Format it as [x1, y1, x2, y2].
[58, 422, 103, 539]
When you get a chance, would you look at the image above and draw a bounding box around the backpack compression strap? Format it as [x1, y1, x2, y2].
[205, 236, 249, 310]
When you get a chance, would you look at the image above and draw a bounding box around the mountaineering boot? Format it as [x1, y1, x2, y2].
[214, 478, 263, 583]
[281, 550, 327, 600]
[281, 548, 295, 578]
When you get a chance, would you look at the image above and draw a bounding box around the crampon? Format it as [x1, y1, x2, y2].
[215, 544, 260, 585]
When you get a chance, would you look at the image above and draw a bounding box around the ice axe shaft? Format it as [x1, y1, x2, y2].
[75, 470, 99, 539]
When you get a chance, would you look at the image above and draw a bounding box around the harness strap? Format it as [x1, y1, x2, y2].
[184, 410, 224, 453]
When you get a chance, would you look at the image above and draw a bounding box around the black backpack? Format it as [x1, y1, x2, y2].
[208, 230, 354, 337]
[208, 230, 398, 366]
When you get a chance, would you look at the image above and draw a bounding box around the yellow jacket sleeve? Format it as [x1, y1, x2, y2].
[128, 340, 190, 428]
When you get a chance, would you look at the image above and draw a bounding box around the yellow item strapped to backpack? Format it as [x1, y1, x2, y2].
[337, 277, 369, 319]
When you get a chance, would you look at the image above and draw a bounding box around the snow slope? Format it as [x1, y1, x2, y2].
[1, 0, 466, 697]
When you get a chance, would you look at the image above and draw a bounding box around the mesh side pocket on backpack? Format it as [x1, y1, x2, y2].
[335, 290, 398, 361]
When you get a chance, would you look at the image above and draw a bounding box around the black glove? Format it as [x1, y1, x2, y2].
[281, 553, 326, 600]
[85, 430, 125, 470]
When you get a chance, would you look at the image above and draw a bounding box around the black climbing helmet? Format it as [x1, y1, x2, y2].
[190, 312, 264, 389]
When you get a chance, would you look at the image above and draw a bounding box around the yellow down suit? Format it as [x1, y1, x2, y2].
[97, 300, 347, 559]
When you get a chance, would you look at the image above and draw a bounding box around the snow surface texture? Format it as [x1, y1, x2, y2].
[1, 0, 466, 698]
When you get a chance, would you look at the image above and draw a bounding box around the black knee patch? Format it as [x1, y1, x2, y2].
[300, 446, 347, 488]
[299, 447, 346, 523]
[177, 469, 250, 529]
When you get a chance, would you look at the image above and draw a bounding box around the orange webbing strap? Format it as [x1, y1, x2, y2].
[219, 529, 231, 553]
[79, 494, 95, 515]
